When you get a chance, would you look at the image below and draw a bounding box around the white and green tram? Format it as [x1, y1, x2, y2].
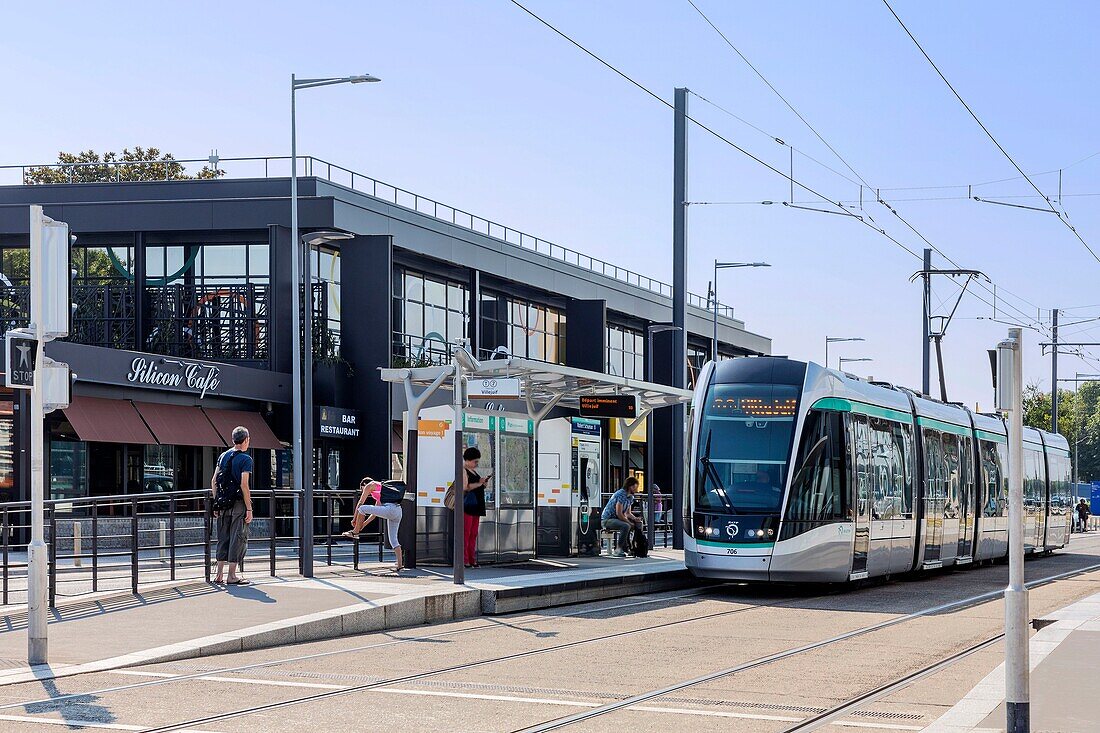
[685, 357, 1072, 583]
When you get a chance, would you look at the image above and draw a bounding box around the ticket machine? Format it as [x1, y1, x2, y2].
[536, 417, 603, 556]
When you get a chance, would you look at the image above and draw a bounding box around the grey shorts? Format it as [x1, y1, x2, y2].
[216, 499, 249, 563]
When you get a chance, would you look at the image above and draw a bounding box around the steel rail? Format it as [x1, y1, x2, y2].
[512, 559, 1100, 732]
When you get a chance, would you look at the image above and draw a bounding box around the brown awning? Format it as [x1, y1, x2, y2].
[63, 396, 157, 445]
[202, 408, 284, 451]
[133, 402, 226, 448]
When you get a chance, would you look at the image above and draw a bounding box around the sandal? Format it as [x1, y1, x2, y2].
[227, 578, 251, 586]
[341, 531, 359, 540]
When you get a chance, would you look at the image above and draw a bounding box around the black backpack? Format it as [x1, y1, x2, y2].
[212, 450, 244, 511]
[379, 481, 407, 504]
[630, 526, 649, 558]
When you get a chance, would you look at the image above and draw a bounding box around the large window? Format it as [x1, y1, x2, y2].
[145, 243, 269, 286]
[868, 417, 913, 519]
[979, 440, 1008, 518]
[394, 268, 469, 365]
[480, 292, 564, 364]
[607, 323, 644, 379]
[782, 409, 846, 538]
[694, 383, 799, 514]
[308, 245, 339, 356]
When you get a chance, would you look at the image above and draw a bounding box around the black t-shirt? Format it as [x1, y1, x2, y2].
[465, 468, 486, 517]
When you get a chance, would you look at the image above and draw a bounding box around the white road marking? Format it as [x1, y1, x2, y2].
[0, 713, 220, 732]
[106, 670, 922, 728]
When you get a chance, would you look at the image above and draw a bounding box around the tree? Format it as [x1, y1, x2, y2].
[1024, 381, 1100, 483]
[24, 147, 223, 184]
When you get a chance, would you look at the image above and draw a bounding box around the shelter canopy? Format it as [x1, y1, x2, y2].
[380, 356, 692, 413]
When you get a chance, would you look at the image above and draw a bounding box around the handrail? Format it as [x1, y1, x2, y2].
[0, 155, 738, 320]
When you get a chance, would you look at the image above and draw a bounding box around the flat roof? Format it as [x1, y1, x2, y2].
[381, 356, 692, 413]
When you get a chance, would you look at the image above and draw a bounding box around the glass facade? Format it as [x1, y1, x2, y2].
[309, 245, 340, 357]
[481, 293, 565, 364]
[606, 323, 644, 379]
[393, 267, 469, 365]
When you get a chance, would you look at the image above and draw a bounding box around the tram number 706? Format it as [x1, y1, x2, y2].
[726, 548, 738, 555]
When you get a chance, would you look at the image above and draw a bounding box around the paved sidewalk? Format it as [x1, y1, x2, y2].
[0, 549, 688, 687]
[923, 590, 1100, 733]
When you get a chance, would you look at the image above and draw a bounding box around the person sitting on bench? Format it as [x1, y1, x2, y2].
[601, 477, 642, 557]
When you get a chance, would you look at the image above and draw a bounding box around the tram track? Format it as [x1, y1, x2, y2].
[511, 559, 1100, 732]
[1, 585, 796, 722]
[10, 556, 1100, 732]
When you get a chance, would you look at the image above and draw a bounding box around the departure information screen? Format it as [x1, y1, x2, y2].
[708, 395, 798, 418]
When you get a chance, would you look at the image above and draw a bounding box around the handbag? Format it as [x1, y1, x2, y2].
[444, 482, 456, 510]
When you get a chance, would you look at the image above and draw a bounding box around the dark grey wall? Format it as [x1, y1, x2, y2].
[650, 328, 679, 515]
[340, 234, 394, 482]
[565, 300, 607, 372]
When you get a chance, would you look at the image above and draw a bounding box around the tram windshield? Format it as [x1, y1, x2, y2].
[695, 383, 799, 514]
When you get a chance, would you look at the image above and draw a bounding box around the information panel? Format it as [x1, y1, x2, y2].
[578, 394, 637, 419]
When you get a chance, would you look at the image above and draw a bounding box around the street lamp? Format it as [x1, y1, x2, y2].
[645, 323, 681, 548]
[291, 73, 380, 577]
[839, 357, 873, 373]
[825, 336, 864, 369]
[712, 260, 770, 360]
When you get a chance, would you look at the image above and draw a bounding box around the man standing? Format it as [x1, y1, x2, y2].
[601, 477, 642, 557]
[211, 426, 253, 585]
[1077, 499, 1090, 533]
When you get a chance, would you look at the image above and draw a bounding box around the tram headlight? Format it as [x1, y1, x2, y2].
[767, 528, 775, 537]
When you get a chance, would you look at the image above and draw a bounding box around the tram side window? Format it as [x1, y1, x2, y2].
[979, 440, 1006, 517]
[896, 422, 914, 517]
[943, 435, 961, 518]
[1024, 449, 1045, 509]
[781, 409, 846, 538]
[1048, 454, 1071, 515]
[923, 430, 946, 501]
[869, 417, 907, 520]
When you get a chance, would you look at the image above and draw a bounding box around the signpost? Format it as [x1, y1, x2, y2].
[23, 205, 75, 665]
[466, 377, 521, 400]
[578, 394, 637, 419]
[316, 406, 362, 439]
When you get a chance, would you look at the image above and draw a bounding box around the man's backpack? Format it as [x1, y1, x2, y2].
[630, 526, 649, 558]
[212, 451, 243, 511]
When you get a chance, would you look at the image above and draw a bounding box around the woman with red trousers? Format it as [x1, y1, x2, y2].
[462, 447, 491, 567]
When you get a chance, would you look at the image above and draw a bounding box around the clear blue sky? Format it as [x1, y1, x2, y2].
[5, 1, 1100, 409]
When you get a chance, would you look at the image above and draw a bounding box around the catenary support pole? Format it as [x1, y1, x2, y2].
[27, 206, 47, 665]
[1051, 308, 1059, 434]
[671, 87, 689, 550]
[452, 356, 465, 585]
[922, 248, 932, 396]
[1004, 327, 1029, 733]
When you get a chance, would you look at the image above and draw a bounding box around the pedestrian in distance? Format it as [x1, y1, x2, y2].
[1078, 499, 1090, 533]
[602, 477, 643, 557]
[462, 447, 491, 568]
[343, 477, 405, 573]
[211, 426, 253, 586]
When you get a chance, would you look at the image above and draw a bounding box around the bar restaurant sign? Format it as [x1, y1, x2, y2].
[318, 405, 361, 439]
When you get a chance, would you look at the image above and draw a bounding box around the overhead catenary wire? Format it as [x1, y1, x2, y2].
[682, 0, 1047, 331]
[881, 0, 1100, 266]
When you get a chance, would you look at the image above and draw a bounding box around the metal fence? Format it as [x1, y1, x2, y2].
[0, 488, 389, 607]
[146, 283, 271, 366]
[0, 155, 737, 320]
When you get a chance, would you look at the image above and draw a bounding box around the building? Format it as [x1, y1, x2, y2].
[0, 156, 770, 516]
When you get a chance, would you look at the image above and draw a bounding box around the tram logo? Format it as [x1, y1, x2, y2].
[726, 521, 739, 538]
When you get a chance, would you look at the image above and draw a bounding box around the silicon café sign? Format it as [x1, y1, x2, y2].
[127, 357, 222, 398]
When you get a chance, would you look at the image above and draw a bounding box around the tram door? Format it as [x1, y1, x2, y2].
[921, 430, 946, 566]
[956, 435, 976, 562]
[850, 415, 871, 576]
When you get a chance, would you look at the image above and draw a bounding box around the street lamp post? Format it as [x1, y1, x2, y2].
[291, 73, 380, 577]
[839, 357, 873, 373]
[645, 323, 681, 548]
[825, 336, 865, 370]
[711, 260, 769, 359]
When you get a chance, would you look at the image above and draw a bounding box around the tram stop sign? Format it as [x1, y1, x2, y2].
[5, 332, 37, 389]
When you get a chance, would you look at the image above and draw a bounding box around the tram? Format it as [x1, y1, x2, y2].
[685, 357, 1073, 583]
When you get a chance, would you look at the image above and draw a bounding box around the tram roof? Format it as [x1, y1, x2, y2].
[380, 356, 693, 412]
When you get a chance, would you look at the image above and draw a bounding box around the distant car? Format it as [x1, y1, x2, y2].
[142, 476, 175, 512]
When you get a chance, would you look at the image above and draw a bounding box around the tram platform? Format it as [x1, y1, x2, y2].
[923, 589, 1100, 733]
[0, 548, 688, 687]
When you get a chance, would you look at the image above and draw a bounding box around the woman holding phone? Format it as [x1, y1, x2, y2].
[462, 446, 491, 568]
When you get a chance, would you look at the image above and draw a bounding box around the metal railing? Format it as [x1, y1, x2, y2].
[0, 155, 737, 320]
[0, 487, 390, 607]
[146, 283, 271, 366]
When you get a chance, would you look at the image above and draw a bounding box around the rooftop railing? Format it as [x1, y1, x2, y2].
[0, 156, 737, 319]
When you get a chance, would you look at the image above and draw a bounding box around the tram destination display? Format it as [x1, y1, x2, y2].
[578, 394, 637, 419]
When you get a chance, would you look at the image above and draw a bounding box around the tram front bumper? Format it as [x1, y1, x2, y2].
[685, 547, 772, 581]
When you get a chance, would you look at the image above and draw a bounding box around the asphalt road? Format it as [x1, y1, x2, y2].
[1, 533, 1099, 733]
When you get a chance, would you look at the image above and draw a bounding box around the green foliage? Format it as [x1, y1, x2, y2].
[1024, 381, 1100, 483]
[24, 147, 224, 184]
